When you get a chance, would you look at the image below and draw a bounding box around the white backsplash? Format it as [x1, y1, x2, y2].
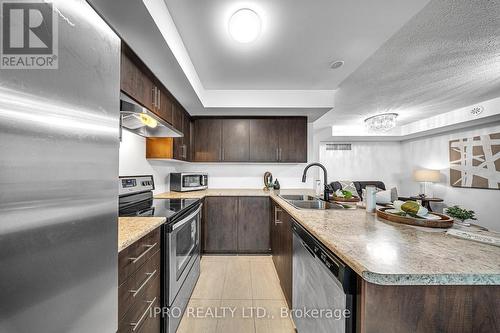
[119, 130, 314, 194]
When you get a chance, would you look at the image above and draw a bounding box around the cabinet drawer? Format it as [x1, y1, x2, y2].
[118, 272, 160, 333]
[119, 228, 160, 285]
[119, 250, 160, 321]
[136, 310, 161, 333]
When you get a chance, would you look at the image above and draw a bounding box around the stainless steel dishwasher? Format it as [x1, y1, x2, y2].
[292, 220, 356, 333]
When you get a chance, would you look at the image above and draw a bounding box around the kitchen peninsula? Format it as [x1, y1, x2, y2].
[153, 188, 500, 332]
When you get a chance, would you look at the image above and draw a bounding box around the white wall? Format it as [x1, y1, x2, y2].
[319, 141, 402, 190]
[399, 123, 500, 231]
[119, 123, 315, 194]
[119, 131, 181, 194]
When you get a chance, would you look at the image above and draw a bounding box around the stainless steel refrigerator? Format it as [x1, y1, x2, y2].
[0, 0, 120, 332]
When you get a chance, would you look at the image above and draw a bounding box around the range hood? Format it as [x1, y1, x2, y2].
[120, 93, 183, 138]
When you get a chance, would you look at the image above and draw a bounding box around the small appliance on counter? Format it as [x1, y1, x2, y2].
[119, 175, 202, 333]
[170, 173, 208, 192]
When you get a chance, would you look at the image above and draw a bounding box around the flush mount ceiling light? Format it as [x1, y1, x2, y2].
[228, 8, 261, 43]
[364, 113, 398, 132]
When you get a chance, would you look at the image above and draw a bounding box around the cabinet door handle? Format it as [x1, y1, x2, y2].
[158, 90, 161, 109]
[274, 207, 282, 224]
[129, 243, 157, 264]
[152, 87, 156, 107]
[130, 297, 157, 331]
[276, 148, 279, 161]
[279, 148, 282, 161]
[222, 148, 225, 161]
[129, 270, 157, 297]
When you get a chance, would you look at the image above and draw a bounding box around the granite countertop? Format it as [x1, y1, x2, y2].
[155, 188, 500, 286]
[155, 188, 270, 199]
[118, 217, 166, 252]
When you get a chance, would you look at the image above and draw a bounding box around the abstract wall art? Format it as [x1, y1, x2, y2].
[449, 132, 500, 189]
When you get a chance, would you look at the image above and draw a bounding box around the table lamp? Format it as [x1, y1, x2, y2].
[413, 169, 440, 198]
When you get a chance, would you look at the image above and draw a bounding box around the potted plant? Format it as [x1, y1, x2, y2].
[445, 205, 477, 226]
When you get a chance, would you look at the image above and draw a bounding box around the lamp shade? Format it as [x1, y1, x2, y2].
[413, 169, 441, 182]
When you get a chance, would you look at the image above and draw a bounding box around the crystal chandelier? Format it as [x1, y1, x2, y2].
[364, 113, 398, 132]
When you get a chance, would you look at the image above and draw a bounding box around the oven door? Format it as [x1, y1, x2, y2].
[167, 204, 201, 305]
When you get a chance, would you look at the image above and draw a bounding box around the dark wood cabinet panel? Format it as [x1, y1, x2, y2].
[280, 212, 293, 309]
[203, 197, 238, 253]
[278, 117, 307, 163]
[183, 112, 191, 161]
[237, 197, 270, 252]
[249, 119, 279, 162]
[271, 202, 292, 309]
[271, 203, 281, 268]
[222, 119, 250, 162]
[359, 281, 500, 333]
[118, 228, 161, 333]
[158, 90, 173, 124]
[193, 119, 222, 162]
[173, 109, 191, 161]
[120, 50, 153, 111]
[120, 51, 136, 99]
[172, 103, 183, 131]
[118, 228, 160, 285]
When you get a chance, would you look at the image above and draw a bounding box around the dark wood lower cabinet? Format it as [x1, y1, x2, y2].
[237, 197, 270, 252]
[271, 202, 293, 309]
[202, 196, 271, 254]
[118, 228, 161, 333]
[203, 197, 239, 252]
[359, 280, 500, 333]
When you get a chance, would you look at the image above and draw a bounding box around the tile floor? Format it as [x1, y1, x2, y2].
[177, 255, 295, 333]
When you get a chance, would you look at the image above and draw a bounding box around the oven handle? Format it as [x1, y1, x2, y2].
[172, 205, 202, 231]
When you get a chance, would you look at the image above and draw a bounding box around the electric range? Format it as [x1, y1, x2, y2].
[119, 175, 202, 333]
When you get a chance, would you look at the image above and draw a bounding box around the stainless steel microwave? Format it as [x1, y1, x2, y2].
[170, 173, 208, 192]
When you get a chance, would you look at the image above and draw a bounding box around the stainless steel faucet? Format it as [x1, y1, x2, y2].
[302, 163, 329, 201]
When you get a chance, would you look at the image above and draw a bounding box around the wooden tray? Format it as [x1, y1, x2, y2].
[331, 196, 360, 203]
[376, 207, 454, 228]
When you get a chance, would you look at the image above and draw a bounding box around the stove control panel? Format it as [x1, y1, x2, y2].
[119, 175, 155, 196]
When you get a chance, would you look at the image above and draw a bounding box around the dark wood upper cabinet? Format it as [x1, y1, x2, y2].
[173, 110, 191, 161]
[222, 119, 250, 162]
[237, 197, 270, 252]
[158, 90, 173, 125]
[183, 112, 191, 161]
[120, 50, 135, 97]
[192, 117, 307, 163]
[193, 119, 222, 162]
[203, 197, 238, 253]
[249, 118, 279, 162]
[120, 50, 153, 111]
[172, 103, 183, 132]
[278, 117, 307, 163]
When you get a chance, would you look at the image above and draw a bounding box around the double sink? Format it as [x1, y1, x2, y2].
[278, 194, 356, 210]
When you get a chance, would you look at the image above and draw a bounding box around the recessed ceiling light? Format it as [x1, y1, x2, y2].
[330, 61, 344, 69]
[228, 8, 261, 43]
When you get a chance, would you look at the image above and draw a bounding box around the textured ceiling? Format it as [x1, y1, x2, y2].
[326, 0, 500, 128]
[164, 0, 429, 90]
